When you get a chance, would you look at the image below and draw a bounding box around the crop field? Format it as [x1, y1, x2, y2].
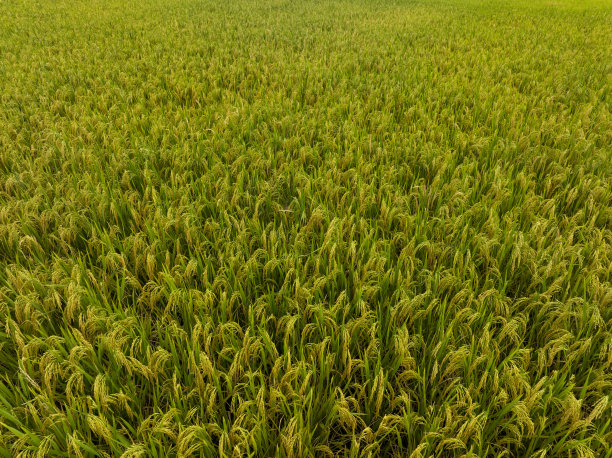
[1, 0, 612, 456]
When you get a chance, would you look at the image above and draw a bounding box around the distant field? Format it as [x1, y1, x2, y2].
[1, 0, 611, 456]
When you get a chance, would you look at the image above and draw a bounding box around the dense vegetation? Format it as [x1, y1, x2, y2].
[1, 0, 611, 456]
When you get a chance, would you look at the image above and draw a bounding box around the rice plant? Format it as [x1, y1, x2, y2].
[0, 0, 611, 456]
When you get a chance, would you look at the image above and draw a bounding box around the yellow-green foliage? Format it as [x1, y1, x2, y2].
[1, 0, 611, 456]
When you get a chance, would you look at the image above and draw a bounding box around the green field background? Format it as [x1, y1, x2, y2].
[1, 0, 611, 456]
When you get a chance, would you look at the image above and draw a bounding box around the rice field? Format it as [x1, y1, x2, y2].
[1, 0, 611, 456]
